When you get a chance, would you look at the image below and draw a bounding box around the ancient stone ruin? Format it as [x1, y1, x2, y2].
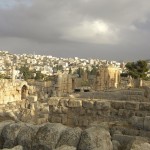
[0, 78, 150, 150]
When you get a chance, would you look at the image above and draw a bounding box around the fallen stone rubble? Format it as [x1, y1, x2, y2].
[0, 121, 149, 150]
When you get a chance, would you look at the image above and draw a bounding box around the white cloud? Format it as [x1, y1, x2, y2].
[62, 20, 119, 44]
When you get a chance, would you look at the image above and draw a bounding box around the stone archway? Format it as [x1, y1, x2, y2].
[21, 85, 28, 99]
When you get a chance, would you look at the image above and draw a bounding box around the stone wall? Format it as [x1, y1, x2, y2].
[75, 89, 149, 102]
[56, 73, 72, 96]
[0, 79, 28, 104]
[48, 97, 150, 128]
[27, 79, 53, 99]
[95, 65, 120, 91]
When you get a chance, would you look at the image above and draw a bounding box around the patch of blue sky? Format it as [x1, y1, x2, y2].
[0, 0, 32, 9]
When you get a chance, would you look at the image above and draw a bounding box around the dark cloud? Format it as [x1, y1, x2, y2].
[0, 0, 150, 60]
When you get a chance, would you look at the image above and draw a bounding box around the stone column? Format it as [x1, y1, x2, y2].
[12, 65, 16, 85]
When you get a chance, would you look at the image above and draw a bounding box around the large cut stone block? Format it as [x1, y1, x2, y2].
[130, 116, 144, 129]
[78, 126, 113, 150]
[139, 103, 150, 111]
[82, 100, 94, 109]
[95, 101, 110, 110]
[68, 100, 82, 108]
[125, 102, 139, 110]
[111, 101, 125, 110]
[27, 95, 37, 102]
[48, 98, 60, 106]
[59, 98, 69, 107]
[144, 116, 150, 131]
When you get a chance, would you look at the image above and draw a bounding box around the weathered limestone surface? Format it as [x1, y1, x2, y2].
[32, 123, 67, 150]
[112, 140, 121, 150]
[127, 137, 150, 150]
[82, 100, 94, 109]
[130, 116, 144, 129]
[1, 122, 25, 148]
[144, 116, 150, 131]
[16, 124, 39, 150]
[48, 98, 60, 106]
[95, 65, 120, 91]
[0, 120, 150, 150]
[78, 89, 148, 102]
[54, 145, 76, 150]
[56, 127, 82, 148]
[1, 145, 23, 150]
[68, 100, 82, 108]
[78, 126, 113, 150]
[0, 121, 114, 150]
[130, 116, 150, 131]
[0, 121, 14, 148]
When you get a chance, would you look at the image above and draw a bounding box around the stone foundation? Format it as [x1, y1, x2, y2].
[47, 98, 150, 128]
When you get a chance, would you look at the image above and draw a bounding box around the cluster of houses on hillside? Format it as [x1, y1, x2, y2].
[0, 50, 126, 79]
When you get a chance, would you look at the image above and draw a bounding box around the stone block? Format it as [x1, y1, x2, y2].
[139, 103, 150, 111]
[30, 103, 36, 110]
[144, 116, 150, 131]
[49, 106, 53, 115]
[135, 111, 147, 117]
[48, 98, 60, 106]
[86, 109, 92, 114]
[118, 109, 127, 117]
[111, 101, 125, 110]
[43, 114, 49, 119]
[139, 130, 150, 138]
[43, 105, 49, 112]
[53, 106, 62, 114]
[27, 95, 37, 102]
[61, 115, 68, 125]
[59, 98, 69, 107]
[82, 100, 94, 109]
[112, 134, 134, 147]
[82, 119, 89, 127]
[125, 102, 139, 110]
[51, 115, 62, 123]
[110, 109, 118, 116]
[103, 110, 110, 116]
[68, 100, 82, 108]
[36, 117, 47, 124]
[3, 96, 10, 104]
[61, 106, 68, 114]
[67, 118, 75, 126]
[130, 116, 144, 129]
[78, 108, 85, 115]
[95, 101, 110, 110]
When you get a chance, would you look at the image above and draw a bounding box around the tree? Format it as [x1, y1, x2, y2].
[125, 60, 148, 79]
[35, 71, 44, 81]
[90, 66, 97, 75]
[76, 67, 84, 78]
[19, 66, 33, 80]
[69, 68, 72, 74]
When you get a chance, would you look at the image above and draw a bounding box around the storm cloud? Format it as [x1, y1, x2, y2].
[0, 0, 150, 60]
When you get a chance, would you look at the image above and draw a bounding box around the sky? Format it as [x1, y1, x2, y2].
[0, 0, 150, 61]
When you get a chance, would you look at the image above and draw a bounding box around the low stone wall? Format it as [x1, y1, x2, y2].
[48, 98, 150, 128]
[77, 89, 149, 102]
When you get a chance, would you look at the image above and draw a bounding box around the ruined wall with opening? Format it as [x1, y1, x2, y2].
[0, 79, 28, 104]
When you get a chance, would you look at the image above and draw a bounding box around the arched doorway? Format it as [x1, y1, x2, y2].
[21, 85, 28, 99]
